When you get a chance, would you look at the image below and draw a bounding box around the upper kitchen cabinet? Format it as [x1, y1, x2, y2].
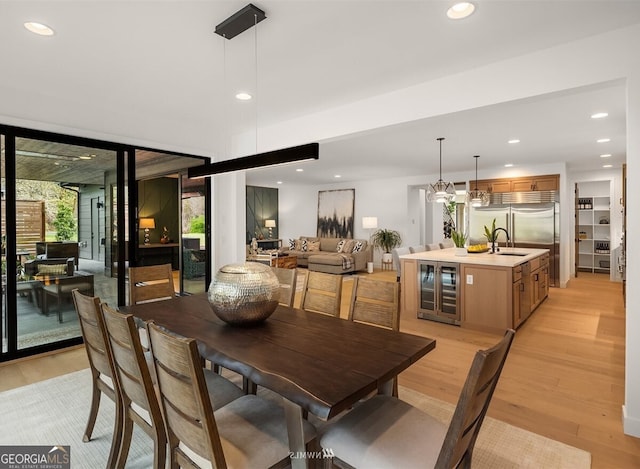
[511, 175, 559, 192]
[474, 179, 511, 193]
[471, 174, 559, 193]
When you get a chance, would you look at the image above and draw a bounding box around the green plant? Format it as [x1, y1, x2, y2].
[52, 201, 77, 241]
[371, 229, 402, 253]
[483, 218, 497, 243]
[190, 215, 205, 233]
[451, 229, 467, 248]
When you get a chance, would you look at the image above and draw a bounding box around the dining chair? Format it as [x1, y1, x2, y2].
[272, 266, 297, 307]
[409, 245, 426, 254]
[146, 321, 317, 469]
[320, 329, 516, 469]
[128, 264, 176, 305]
[71, 290, 122, 469]
[100, 304, 167, 469]
[348, 276, 400, 396]
[425, 243, 442, 251]
[299, 270, 343, 317]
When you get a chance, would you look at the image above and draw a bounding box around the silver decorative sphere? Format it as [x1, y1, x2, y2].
[208, 262, 279, 326]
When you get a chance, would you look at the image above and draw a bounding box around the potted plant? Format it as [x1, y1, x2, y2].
[451, 229, 468, 256]
[371, 228, 402, 263]
[483, 218, 497, 247]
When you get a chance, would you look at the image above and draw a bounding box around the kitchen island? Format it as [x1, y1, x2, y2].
[400, 247, 549, 333]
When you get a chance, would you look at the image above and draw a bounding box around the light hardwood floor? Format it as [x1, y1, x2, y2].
[1, 270, 638, 467]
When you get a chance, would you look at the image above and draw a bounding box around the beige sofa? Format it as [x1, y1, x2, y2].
[280, 236, 372, 274]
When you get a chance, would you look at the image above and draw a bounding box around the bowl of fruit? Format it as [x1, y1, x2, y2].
[467, 243, 490, 253]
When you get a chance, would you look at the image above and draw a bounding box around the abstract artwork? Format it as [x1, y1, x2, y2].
[317, 189, 354, 238]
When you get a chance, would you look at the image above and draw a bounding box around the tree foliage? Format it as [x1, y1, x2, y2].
[190, 215, 205, 233]
[52, 201, 77, 241]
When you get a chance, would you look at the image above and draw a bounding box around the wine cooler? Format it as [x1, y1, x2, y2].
[417, 261, 460, 325]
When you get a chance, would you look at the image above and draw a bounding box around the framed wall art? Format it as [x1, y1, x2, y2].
[317, 189, 355, 238]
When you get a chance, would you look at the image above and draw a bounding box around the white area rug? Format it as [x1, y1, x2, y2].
[0, 370, 590, 468]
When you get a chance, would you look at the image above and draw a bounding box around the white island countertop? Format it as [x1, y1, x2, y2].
[399, 247, 549, 267]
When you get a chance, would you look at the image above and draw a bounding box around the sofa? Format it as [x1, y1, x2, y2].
[280, 236, 372, 274]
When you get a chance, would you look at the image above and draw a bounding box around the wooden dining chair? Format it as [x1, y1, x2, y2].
[300, 270, 343, 317]
[348, 276, 400, 396]
[146, 321, 317, 469]
[320, 329, 516, 469]
[128, 264, 176, 305]
[272, 266, 297, 307]
[71, 290, 122, 469]
[99, 304, 167, 469]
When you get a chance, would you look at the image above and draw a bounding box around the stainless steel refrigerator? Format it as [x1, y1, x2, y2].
[469, 192, 559, 287]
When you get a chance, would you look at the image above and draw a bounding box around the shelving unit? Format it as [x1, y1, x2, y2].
[577, 181, 611, 273]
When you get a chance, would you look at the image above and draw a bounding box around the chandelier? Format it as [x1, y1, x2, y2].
[466, 155, 490, 207]
[426, 137, 455, 203]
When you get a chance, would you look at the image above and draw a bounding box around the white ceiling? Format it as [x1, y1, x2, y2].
[2, 1, 639, 185]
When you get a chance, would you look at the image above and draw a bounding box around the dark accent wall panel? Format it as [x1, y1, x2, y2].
[246, 186, 278, 244]
[138, 177, 179, 245]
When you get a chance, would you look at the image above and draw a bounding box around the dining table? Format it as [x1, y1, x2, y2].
[123, 292, 436, 469]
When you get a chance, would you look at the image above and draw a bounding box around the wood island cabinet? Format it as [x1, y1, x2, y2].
[401, 249, 549, 334]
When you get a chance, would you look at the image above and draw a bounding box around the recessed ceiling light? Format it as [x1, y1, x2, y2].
[235, 92, 252, 101]
[79, 156, 92, 160]
[603, 164, 612, 168]
[295, 168, 304, 172]
[24, 22, 54, 36]
[597, 138, 610, 143]
[447, 2, 475, 19]
[591, 112, 608, 119]
[334, 174, 341, 178]
[600, 154, 612, 158]
[508, 139, 520, 144]
[276, 181, 283, 184]
[504, 163, 514, 168]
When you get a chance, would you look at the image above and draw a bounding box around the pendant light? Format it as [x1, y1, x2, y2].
[426, 137, 456, 203]
[466, 155, 490, 207]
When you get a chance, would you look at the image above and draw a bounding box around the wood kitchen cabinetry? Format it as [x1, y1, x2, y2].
[401, 249, 549, 334]
[473, 174, 559, 193]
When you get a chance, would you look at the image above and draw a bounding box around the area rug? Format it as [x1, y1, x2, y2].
[0, 370, 590, 468]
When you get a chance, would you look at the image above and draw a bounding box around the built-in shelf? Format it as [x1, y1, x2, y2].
[577, 182, 611, 273]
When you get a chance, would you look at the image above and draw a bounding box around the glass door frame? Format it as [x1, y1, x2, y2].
[1, 124, 211, 361]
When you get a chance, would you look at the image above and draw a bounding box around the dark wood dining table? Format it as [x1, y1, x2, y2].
[123, 293, 436, 469]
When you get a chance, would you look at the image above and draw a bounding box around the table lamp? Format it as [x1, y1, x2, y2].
[265, 219, 276, 239]
[139, 218, 155, 245]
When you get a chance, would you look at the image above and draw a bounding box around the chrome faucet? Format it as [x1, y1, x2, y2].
[491, 227, 511, 253]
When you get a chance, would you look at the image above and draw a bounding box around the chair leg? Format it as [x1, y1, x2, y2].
[115, 413, 133, 469]
[82, 375, 102, 442]
[107, 393, 124, 469]
[152, 421, 167, 469]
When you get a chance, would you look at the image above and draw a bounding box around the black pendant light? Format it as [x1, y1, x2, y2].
[466, 155, 490, 207]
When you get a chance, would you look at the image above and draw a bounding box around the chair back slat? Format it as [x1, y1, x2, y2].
[129, 264, 176, 305]
[147, 322, 227, 467]
[349, 277, 399, 331]
[436, 329, 515, 468]
[272, 266, 297, 307]
[300, 271, 343, 317]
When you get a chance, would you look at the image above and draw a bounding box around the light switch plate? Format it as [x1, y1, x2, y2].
[466, 274, 473, 285]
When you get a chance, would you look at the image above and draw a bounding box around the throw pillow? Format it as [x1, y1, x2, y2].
[341, 239, 355, 253]
[300, 239, 308, 252]
[37, 264, 67, 275]
[289, 238, 297, 250]
[336, 239, 346, 252]
[352, 241, 365, 253]
[307, 241, 320, 251]
[293, 239, 303, 251]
